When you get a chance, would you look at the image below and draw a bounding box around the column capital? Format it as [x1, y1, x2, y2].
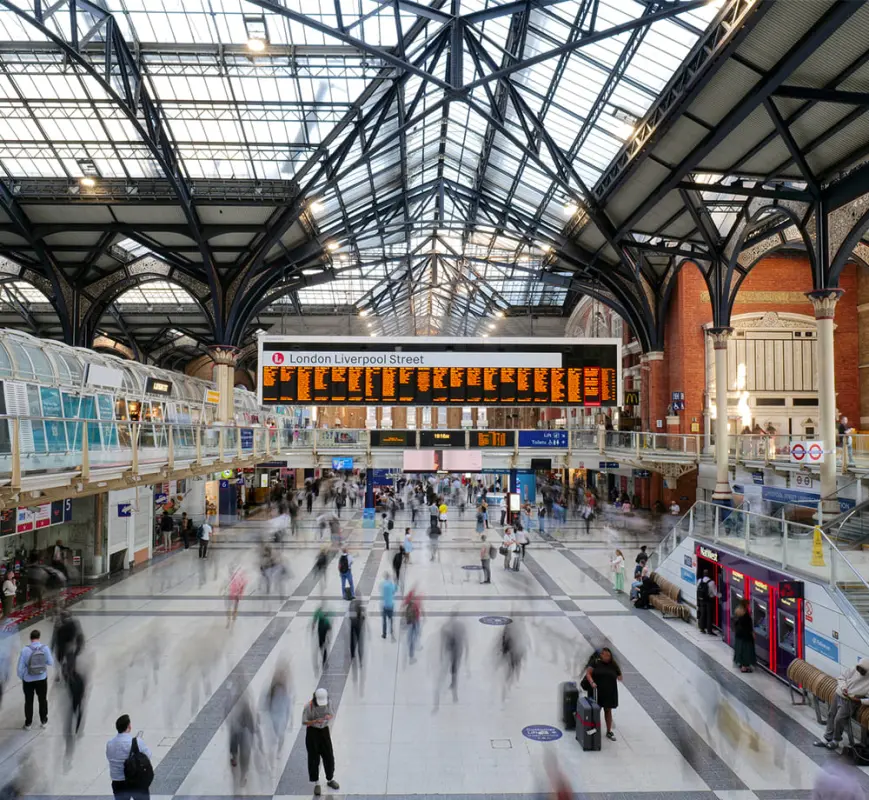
[806, 289, 845, 320]
[207, 345, 239, 367]
[707, 327, 733, 350]
[644, 350, 664, 362]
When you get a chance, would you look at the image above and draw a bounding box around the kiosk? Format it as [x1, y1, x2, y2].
[696, 543, 804, 680]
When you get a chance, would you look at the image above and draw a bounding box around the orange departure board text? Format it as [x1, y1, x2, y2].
[259, 346, 620, 407]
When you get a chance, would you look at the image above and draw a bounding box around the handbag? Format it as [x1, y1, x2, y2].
[499, 545, 508, 556]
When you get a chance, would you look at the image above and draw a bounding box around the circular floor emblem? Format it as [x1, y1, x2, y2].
[522, 725, 562, 742]
[479, 615, 513, 625]
[462, 564, 483, 570]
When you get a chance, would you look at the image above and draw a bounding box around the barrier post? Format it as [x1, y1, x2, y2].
[714, 504, 720, 542]
[10, 418, 20, 490]
[744, 508, 750, 554]
[782, 521, 789, 569]
[81, 421, 90, 483]
[689, 506, 694, 535]
[167, 426, 174, 471]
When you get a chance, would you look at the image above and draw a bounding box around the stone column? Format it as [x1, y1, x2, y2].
[208, 346, 239, 423]
[646, 351, 666, 433]
[808, 289, 844, 514]
[708, 328, 733, 503]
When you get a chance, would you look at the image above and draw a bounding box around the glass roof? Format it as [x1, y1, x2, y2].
[115, 280, 196, 306]
[0, 280, 51, 306]
[0, 0, 721, 328]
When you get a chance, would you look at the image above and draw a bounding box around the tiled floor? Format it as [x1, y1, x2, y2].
[0, 504, 862, 799]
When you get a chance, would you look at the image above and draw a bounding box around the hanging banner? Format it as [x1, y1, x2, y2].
[34, 504, 51, 529]
[15, 507, 34, 533]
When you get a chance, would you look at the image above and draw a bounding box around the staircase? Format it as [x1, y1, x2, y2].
[825, 500, 869, 549]
[840, 583, 869, 618]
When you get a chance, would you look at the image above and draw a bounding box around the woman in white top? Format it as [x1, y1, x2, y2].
[610, 550, 626, 593]
[2, 574, 15, 618]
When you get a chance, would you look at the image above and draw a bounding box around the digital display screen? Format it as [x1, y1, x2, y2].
[261, 365, 617, 406]
[470, 430, 515, 448]
[145, 377, 173, 397]
[419, 430, 466, 447]
[370, 430, 417, 447]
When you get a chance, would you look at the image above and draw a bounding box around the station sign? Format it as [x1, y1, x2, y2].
[419, 430, 465, 447]
[470, 430, 515, 448]
[145, 377, 173, 397]
[258, 337, 620, 408]
[518, 430, 568, 448]
[790, 440, 825, 464]
[332, 457, 353, 470]
[370, 430, 416, 447]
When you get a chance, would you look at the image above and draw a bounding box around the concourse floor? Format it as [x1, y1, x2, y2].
[0, 503, 861, 800]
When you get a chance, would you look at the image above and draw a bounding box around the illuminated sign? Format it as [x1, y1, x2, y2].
[779, 580, 804, 599]
[258, 338, 620, 407]
[370, 430, 416, 447]
[145, 377, 173, 397]
[698, 546, 718, 562]
[753, 580, 769, 593]
[731, 570, 744, 582]
[419, 430, 466, 447]
[470, 430, 515, 448]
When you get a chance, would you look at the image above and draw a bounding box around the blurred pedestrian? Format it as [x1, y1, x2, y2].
[265, 664, 292, 754]
[403, 529, 413, 563]
[314, 548, 329, 593]
[812, 763, 865, 799]
[502, 528, 515, 570]
[17, 629, 52, 730]
[179, 512, 192, 550]
[312, 606, 332, 670]
[381, 572, 397, 640]
[2, 571, 15, 619]
[198, 519, 211, 558]
[106, 714, 152, 800]
[63, 662, 87, 764]
[303, 688, 339, 796]
[479, 536, 492, 585]
[228, 694, 259, 787]
[381, 513, 391, 551]
[349, 598, 365, 685]
[610, 550, 626, 593]
[475, 506, 485, 536]
[392, 547, 404, 593]
[583, 647, 622, 741]
[226, 566, 247, 629]
[428, 521, 441, 562]
[497, 622, 524, 698]
[516, 527, 529, 561]
[52, 609, 84, 681]
[338, 547, 354, 600]
[733, 598, 756, 673]
[402, 588, 422, 663]
[435, 613, 466, 707]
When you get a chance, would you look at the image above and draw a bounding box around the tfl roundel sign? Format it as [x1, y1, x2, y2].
[790, 441, 825, 464]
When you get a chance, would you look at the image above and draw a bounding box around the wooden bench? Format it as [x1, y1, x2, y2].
[647, 571, 691, 621]
[787, 658, 869, 749]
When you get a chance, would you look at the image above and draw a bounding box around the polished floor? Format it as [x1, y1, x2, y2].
[0, 500, 863, 799]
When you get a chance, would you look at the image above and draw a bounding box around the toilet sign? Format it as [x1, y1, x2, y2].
[791, 441, 825, 463]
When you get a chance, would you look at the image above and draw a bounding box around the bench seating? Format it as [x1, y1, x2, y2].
[647, 571, 690, 620]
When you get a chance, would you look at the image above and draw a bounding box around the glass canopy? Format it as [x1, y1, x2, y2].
[0, 0, 722, 331]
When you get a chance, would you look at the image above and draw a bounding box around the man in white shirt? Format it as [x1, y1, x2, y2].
[669, 501, 680, 516]
[106, 713, 152, 799]
[198, 521, 212, 559]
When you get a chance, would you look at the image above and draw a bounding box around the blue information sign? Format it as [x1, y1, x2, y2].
[240, 428, 254, 449]
[599, 461, 619, 470]
[332, 457, 353, 470]
[362, 507, 376, 529]
[518, 430, 568, 448]
[521, 725, 562, 742]
[680, 567, 696, 585]
[117, 503, 132, 518]
[762, 486, 855, 513]
[633, 469, 651, 478]
[805, 629, 839, 662]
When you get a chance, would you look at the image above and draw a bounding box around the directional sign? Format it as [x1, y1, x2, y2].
[599, 461, 619, 470]
[118, 503, 132, 518]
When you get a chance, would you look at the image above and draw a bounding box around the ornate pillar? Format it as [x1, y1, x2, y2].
[808, 289, 844, 514]
[646, 351, 666, 431]
[708, 328, 733, 503]
[208, 346, 239, 423]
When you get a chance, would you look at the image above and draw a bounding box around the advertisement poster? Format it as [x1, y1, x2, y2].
[16, 507, 34, 533]
[34, 503, 51, 529]
[0, 509, 14, 537]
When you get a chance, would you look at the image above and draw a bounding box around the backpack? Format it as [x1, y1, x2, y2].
[697, 578, 710, 601]
[26, 644, 46, 676]
[123, 737, 154, 788]
[387, 519, 394, 531]
[489, 545, 498, 560]
[338, 554, 349, 573]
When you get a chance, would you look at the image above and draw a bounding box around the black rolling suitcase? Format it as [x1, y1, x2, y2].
[560, 681, 579, 730]
[576, 690, 601, 751]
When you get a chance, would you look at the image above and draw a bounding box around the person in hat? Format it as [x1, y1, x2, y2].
[303, 688, 339, 796]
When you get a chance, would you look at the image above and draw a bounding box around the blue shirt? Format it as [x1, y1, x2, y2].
[106, 733, 152, 781]
[381, 580, 397, 610]
[17, 642, 53, 682]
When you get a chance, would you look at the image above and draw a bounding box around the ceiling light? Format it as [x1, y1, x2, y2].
[369, 332, 377, 338]
[481, 333, 489, 338]
[309, 199, 324, 214]
[564, 201, 579, 216]
[488, 322, 497, 329]
[80, 176, 96, 188]
[247, 37, 266, 52]
[325, 241, 339, 252]
[302, 267, 324, 275]
[367, 321, 374, 328]
[495, 310, 505, 318]
[358, 309, 369, 317]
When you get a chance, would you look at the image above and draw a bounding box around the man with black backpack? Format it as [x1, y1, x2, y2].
[106, 714, 153, 799]
[696, 569, 718, 635]
[16, 629, 53, 730]
[338, 547, 354, 600]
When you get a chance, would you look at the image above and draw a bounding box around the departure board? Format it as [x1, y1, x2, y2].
[261, 365, 618, 406]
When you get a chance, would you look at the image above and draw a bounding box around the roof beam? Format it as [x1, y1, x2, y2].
[762, 98, 819, 194]
[675, 180, 811, 201]
[772, 85, 869, 105]
[612, 0, 861, 241]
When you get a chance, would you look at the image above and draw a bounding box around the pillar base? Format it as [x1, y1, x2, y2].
[711, 482, 733, 506]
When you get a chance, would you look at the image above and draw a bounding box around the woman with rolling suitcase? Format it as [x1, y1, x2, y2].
[583, 647, 622, 741]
